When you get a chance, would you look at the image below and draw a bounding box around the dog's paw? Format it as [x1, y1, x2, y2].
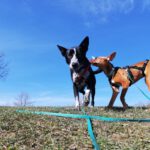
[77, 106, 81, 111]
[84, 101, 89, 107]
[105, 106, 113, 110]
[90, 105, 94, 108]
[123, 104, 129, 110]
[91, 101, 94, 107]
[75, 101, 82, 111]
[75, 100, 80, 107]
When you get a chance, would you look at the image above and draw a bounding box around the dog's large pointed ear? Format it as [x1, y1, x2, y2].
[107, 52, 116, 61]
[57, 45, 67, 57]
[79, 36, 89, 52]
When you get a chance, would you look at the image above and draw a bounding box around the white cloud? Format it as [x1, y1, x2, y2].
[58, 0, 150, 26]
[65, 0, 134, 14]
[61, 0, 135, 25]
[142, 0, 150, 10]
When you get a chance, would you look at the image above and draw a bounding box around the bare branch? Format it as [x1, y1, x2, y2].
[0, 53, 8, 79]
[14, 92, 34, 107]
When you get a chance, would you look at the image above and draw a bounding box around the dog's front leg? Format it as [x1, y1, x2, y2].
[73, 84, 80, 110]
[107, 86, 119, 109]
[84, 89, 90, 106]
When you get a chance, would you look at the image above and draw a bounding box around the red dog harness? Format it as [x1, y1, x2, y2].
[76, 65, 90, 84]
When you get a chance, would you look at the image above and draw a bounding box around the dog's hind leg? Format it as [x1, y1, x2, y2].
[91, 88, 95, 107]
[145, 61, 150, 91]
[120, 88, 129, 110]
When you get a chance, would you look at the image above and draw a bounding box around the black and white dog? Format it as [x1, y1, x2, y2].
[57, 36, 96, 110]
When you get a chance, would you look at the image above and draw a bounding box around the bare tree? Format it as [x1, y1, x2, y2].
[0, 53, 8, 79]
[14, 92, 33, 107]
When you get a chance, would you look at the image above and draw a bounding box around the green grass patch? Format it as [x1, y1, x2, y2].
[0, 106, 150, 150]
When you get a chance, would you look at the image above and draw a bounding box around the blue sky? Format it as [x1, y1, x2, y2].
[0, 0, 150, 106]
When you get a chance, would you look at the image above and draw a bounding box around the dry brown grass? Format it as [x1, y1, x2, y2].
[0, 106, 150, 150]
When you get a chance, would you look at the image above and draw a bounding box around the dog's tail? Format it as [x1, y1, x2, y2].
[145, 60, 150, 91]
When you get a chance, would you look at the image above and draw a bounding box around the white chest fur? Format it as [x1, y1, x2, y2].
[72, 70, 90, 90]
[72, 72, 79, 83]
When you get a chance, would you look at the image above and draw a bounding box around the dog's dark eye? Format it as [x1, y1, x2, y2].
[68, 49, 74, 57]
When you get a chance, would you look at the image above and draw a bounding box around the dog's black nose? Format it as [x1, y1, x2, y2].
[72, 63, 78, 69]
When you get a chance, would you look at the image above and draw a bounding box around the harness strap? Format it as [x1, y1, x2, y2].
[108, 67, 120, 88]
[126, 67, 134, 86]
[126, 59, 149, 86]
[130, 59, 149, 76]
[142, 59, 149, 76]
[108, 60, 149, 87]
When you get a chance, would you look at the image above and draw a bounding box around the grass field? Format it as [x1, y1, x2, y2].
[0, 106, 150, 150]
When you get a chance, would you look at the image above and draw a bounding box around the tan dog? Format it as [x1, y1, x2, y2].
[90, 52, 150, 109]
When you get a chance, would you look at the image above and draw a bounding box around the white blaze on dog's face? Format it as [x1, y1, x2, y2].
[69, 48, 80, 71]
